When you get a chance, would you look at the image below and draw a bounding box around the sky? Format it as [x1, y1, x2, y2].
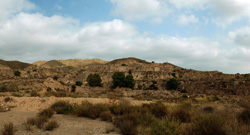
[0, 0, 250, 74]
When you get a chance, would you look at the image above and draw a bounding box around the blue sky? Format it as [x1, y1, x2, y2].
[0, 0, 250, 73]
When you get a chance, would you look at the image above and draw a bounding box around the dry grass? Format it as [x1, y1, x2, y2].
[100, 111, 113, 122]
[45, 120, 59, 131]
[38, 108, 54, 118]
[1, 123, 15, 135]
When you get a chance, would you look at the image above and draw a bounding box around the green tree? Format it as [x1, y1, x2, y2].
[14, 71, 21, 76]
[167, 78, 179, 90]
[112, 72, 135, 89]
[87, 73, 102, 87]
[112, 72, 125, 88]
[125, 75, 135, 89]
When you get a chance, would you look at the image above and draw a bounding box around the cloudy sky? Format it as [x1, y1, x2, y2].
[0, 0, 250, 73]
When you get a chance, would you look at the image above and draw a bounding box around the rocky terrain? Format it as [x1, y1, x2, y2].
[0, 57, 250, 99]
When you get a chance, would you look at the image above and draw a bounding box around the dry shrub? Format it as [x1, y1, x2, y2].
[170, 108, 191, 123]
[109, 103, 140, 116]
[45, 120, 59, 131]
[203, 106, 214, 113]
[35, 116, 48, 129]
[139, 113, 156, 127]
[75, 101, 108, 119]
[1, 123, 15, 135]
[100, 111, 113, 122]
[143, 101, 168, 119]
[185, 115, 226, 135]
[237, 101, 250, 110]
[50, 101, 73, 114]
[38, 108, 54, 118]
[238, 109, 250, 124]
[150, 119, 180, 135]
[26, 117, 36, 125]
[114, 113, 140, 135]
[4, 97, 12, 102]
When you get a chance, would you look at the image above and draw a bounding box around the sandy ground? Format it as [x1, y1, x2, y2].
[0, 96, 152, 135]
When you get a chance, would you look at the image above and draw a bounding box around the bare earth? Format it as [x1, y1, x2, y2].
[0, 97, 152, 135]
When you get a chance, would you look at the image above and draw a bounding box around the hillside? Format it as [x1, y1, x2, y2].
[0, 59, 31, 70]
[0, 57, 250, 97]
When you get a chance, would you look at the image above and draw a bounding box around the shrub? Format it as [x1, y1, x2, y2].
[27, 117, 36, 125]
[30, 90, 39, 97]
[87, 73, 102, 87]
[167, 78, 179, 90]
[38, 108, 54, 118]
[187, 115, 225, 135]
[71, 85, 76, 92]
[170, 108, 191, 123]
[100, 111, 113, 122]
[124, 75, 135, 89]
[150, 119, 180, 135]
[114, 113, 140, 135]
[121, 64, 127, 66]
[35, 116, 48, 129]
[203, 106, 214, 113]
[50, 101, 73, 114]
[110, 103, 140, 116]
[75, 81, 83, 86]
[14, 71, 21, 76]
[45, 120, 59, 131]
[75, 102, 108, 119]
[143, 102, 168, 119]
[238, 109, 250, 124]
[1, 123, 15, 135]
[4, 97, 12, 102]
[0, 86, 7, 92]
[139, 113, 156, 127]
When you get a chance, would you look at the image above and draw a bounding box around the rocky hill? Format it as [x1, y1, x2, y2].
[0, 57, 250, 97]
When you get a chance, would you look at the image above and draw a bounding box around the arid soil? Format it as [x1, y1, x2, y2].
[0, 97, 152, 135]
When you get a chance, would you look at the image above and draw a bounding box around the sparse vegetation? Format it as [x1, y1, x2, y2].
[50, 101, 73, 114]
[150, 119, 180, 135]
[38, 108, 54, 118]
[170, 108, 191, 123]
[1, 123, 15, 135]
[45, 120, 59, 131]
[75, 81, 83, 86]
[87, 73, 102, 87]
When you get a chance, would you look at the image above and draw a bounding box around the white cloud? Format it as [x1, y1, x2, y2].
[110, 0, 171, 23]
[177, 14, 199, 25]
[229, 27, 250, 47]
[0, 0, 35, 20]
[168, 0, 208, 9]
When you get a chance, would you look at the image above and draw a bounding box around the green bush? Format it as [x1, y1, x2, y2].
[50, 101, 73, 114]
[150, 119, 180, 135]
[75, 81, 83, 86]
[87, 73, 102, 87]
[14, 71, 21, 76]
[167, 78, 179, 90]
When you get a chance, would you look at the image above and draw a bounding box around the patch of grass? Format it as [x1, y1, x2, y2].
[1, 123, 15, 135]
[143, 101, 168, 119]
[238, 109, 250, 124]
[100, 111, 113, 122]
[150, 119, 180, 135]
[45, 120, 59, 131]
[50, 101, 73, 114]
[11, 93, 22, 97]
[186, 115, 226, 135]
[75, 101, 108, 119]
[170, 108, 191, 123]
[35, 116, 48, 129]
[38, 108, 54, 118]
